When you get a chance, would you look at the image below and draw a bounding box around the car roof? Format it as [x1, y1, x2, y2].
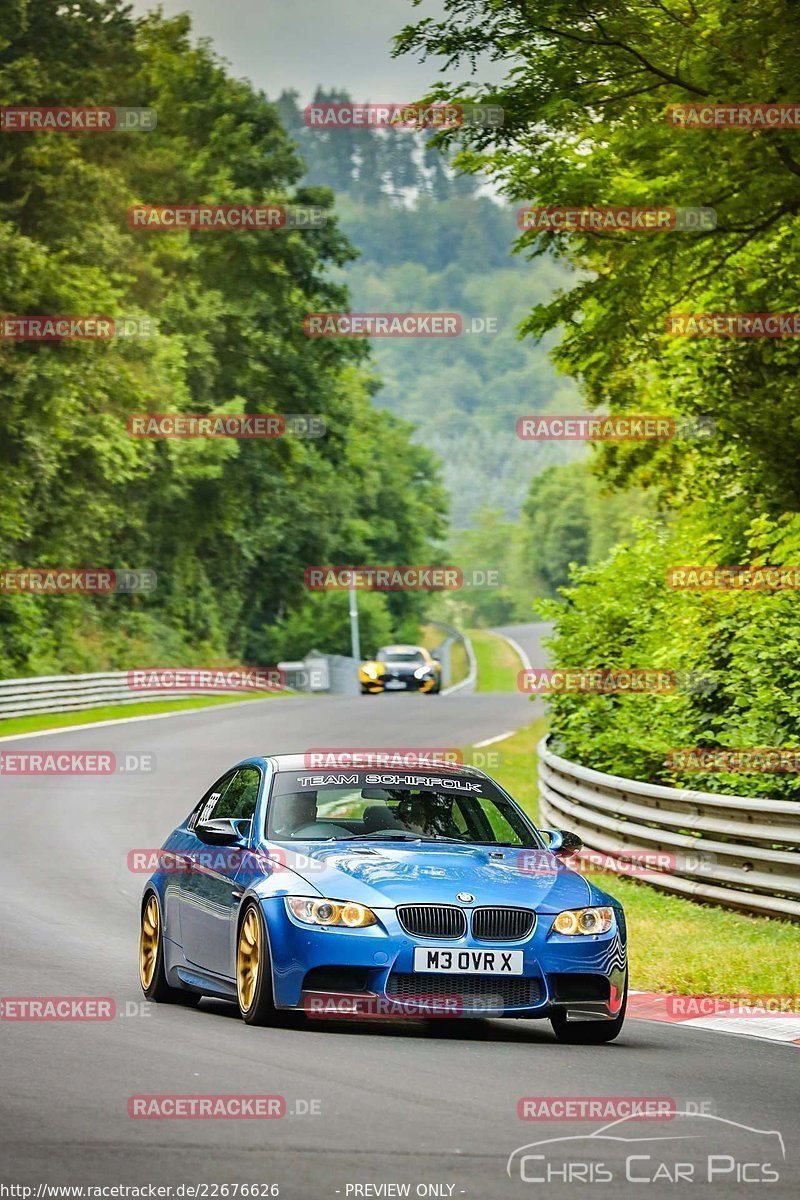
[378, 644, 426, 654]
[265, 752, 488, 779]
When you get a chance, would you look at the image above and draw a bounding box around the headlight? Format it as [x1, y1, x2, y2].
[414, 665, 433, 679]
[361, 663, 380, 680]
[285, 897, 378, 928]
[551, 906, 614, 936]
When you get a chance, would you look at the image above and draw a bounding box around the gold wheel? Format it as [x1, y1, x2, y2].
[237, 908, 261, 1013]
[139, 894, 160, 991]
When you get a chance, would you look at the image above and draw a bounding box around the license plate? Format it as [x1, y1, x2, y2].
[413, 948, 523, 975]
[384, 680, 406, 689]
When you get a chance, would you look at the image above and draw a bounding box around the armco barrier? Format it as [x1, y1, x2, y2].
[0, 671, 268, 721]
[537, 737, 800, 921]
[427, 621, 477, 696]
[0, 632, 475, 718]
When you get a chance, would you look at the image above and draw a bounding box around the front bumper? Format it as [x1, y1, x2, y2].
[262, 898, 627, 1019]
[359, 672, 438, 694]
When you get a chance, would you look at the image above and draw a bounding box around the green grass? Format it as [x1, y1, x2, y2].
[0, 690, 288, 739]
[419, 622, 470, 687]
[467, 719, 800, 995]
[468, 627, 522, 692]
[418, 623, 442, 654]
[449, 638, 470, 686]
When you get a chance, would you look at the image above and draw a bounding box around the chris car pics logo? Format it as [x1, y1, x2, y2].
[507, 1113, 785, 1185]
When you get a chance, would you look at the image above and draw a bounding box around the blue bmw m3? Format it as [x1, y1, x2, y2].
[139, 754, 627, 1042]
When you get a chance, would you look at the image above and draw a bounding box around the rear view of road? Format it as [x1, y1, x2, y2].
[1, 691, 797, 1199]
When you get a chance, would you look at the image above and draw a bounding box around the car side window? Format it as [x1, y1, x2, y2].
[212, 766, 262, 821]
[456, 795, 529, 845]
[191, 771, 237, 828]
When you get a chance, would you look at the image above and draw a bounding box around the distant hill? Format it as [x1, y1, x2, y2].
[276, 89, 582, 526]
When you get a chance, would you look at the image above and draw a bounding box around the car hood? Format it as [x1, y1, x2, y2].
[263, 842, 596, 912]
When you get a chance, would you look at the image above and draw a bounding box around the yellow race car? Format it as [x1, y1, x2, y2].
[359, 644, 442, 695]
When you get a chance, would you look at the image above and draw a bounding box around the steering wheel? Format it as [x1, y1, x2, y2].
[290, 821, 352, 838]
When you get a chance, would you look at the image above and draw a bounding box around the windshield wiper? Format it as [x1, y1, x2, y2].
[331, 832, 423, 842]
[414, 836, 472, 844]
[333, 833, 472, 844]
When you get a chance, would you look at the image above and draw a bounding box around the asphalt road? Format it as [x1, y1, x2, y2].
[491, 621, 553, 670]
[1, 681, 797, 1198]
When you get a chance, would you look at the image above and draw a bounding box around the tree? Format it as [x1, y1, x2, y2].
[520, 462, 653, 596]
[0, 2, 445, 675]
[395, 0, 800, 517]
[394, 1, 800, 794]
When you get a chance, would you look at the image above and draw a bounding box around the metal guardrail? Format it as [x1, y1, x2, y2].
[0, 627, 477, 719]
[426, 621, 477, 696]
[279, 650, 360, 695]
[537, 736, 800, 921]
[0, 671, 262, 720]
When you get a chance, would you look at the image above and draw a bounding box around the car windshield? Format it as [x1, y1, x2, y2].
[266, 769, 541, 846]
[379, 650, 425, 664]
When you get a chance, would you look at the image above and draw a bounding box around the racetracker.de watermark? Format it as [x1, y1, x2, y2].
[303, 102, 504, 129]
[304, 748, 463, 769]
[126, 668, 286, 692]
[666, 747, 800, 772]
[302, 748, 506, 772]
[303, 313, 497, 337]
[0, 106, 156, 131]
[518, 1098, 681, 1121]
[303, 994, 495, 1018]
[128, 204, 326, 230]
[515, 415, 715, 441]
[129, 846, 339, 876]
[666, 565, 800, 590]
[0, 317, 154, 340]
[514, 848, 714, 878]
[130, 848, 263, 874]
[0, 569, 156, 593]
[128, 1096, 285, 1120]
[667, 994, 800, 1016]
[0, 751, 154, 775]
[1, 997, 116, 1020]
[666, 103, 800, 128]
[517, 206, 715, 232]
[305, 566, 500, 591]
[667, 312, 800, 337]
[127, 414, 326, 439]
[517, 668, 716, 694]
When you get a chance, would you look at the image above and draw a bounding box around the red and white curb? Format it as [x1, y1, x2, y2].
[629, 991, 800, 1045]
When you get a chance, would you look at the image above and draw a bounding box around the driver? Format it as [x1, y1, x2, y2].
[271, 792, 318, 838]
[397, 791, 459, 838]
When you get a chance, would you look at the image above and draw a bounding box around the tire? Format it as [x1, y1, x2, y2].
[236, 901, 277, 1026]
[139, 892, 200, 1006]
[549, 985, 627, 1044]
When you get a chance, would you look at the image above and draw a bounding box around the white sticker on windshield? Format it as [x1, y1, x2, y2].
[296, 774, 360, 787]
[363, 774, 481, 791]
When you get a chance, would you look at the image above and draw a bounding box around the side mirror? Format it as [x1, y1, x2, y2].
[196, 818, 249, 847]
[541, 828, 583, 856]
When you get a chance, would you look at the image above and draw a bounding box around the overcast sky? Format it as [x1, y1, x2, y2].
[128, 0, 479, 103]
